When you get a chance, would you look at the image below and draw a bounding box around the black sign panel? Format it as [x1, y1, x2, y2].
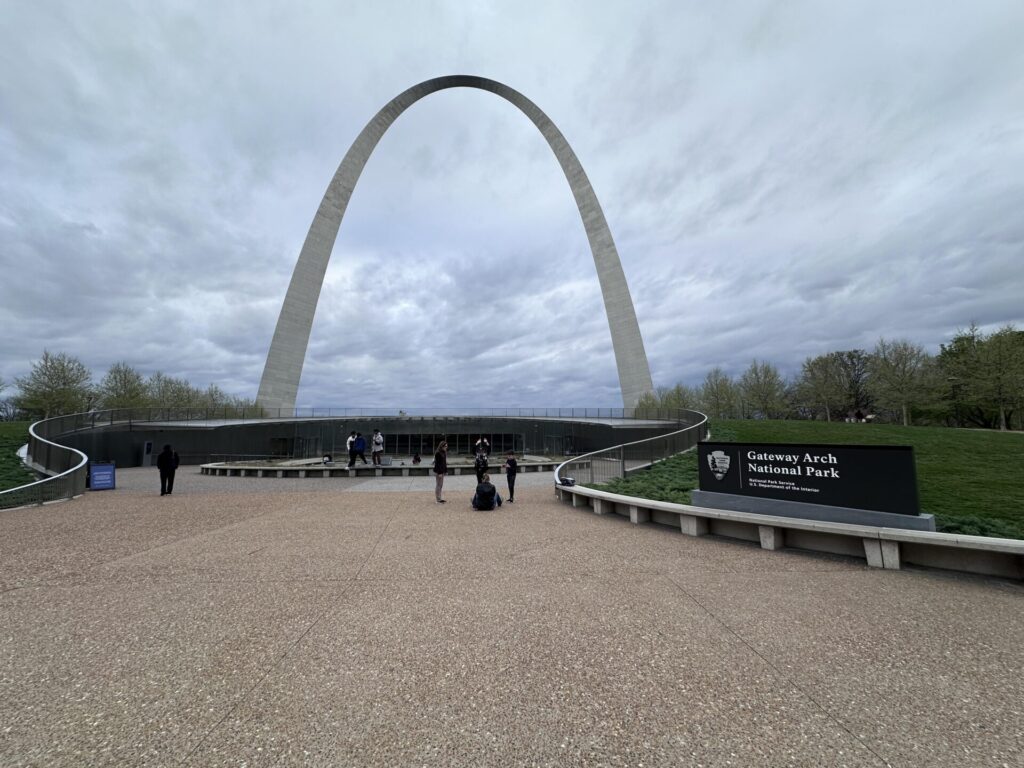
[698, 442, 919, 515]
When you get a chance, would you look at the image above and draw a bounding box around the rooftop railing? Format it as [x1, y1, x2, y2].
[554, 409, 709, 487]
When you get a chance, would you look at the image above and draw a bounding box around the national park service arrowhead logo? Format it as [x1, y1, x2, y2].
[707, 450, 731, 481]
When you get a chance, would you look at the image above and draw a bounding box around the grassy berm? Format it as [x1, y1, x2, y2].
[0, 422, 37, 492]
[592, 419, 1024, 540]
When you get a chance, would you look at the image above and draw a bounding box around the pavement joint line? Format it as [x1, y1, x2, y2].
[179, 510, 398, 763]
[661, 573, 894, 768]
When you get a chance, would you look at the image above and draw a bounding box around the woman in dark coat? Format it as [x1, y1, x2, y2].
[433, 440, 448, 504]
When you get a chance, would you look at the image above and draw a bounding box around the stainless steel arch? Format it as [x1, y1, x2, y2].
[257, 75, 654, 411]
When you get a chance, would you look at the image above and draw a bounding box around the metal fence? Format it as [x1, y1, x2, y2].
[35, 406, 696, 425]
[555, 409, 709, 487]
[0, 416, 88, 511]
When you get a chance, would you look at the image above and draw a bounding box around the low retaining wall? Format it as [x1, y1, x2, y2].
[201, 460, 574, 478]
[554, 483, 1024, 582]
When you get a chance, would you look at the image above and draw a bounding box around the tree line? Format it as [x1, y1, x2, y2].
[0, 352, 258, 421]
[637, 325, 1024, 431]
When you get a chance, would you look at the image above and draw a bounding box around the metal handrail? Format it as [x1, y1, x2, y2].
[0, 405, 701, 511]
[23, 405, 694, 425]
[0, 418, 89, 511]
[554, 410, 709, 488]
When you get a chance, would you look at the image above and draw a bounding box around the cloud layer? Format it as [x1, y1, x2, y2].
[2, 1, 1022, 407]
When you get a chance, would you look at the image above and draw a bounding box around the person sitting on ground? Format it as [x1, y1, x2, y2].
[472, 473, 502, 511]
[411, 452, 421, 465]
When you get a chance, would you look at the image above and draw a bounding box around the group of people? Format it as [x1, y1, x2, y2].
[155, 435, 522, 509]
[432, 438, 518, 510]
[345, 429, 386, 467]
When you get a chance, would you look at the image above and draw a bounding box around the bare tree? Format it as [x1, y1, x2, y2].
[833, 350, 872, 417]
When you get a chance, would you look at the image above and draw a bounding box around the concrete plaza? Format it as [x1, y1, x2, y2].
[1, 468, 1022, 767]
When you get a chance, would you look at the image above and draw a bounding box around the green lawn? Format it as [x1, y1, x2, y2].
[592, 419, 1024, 540]
[0, 422, 37, 492]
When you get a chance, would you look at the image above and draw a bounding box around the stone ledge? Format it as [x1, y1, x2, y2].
[554, 482, 1024, 581]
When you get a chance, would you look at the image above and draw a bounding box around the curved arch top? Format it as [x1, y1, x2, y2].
[257, 75, 654, 410]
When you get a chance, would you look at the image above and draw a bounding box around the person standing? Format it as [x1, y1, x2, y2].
[474, 451, 489, 483]
[371, 429, 385, 466]
[475, 436, 490, 456]
[346, 431, 357, 468]
[433, 440, 448, 503]
[503, 450, 518, 504]
[353, 432, 368, 464]
[157, 444, 179, 496]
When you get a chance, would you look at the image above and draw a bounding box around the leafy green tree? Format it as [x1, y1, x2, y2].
[657, 383, 700, 410]
[701, 367, 739, 420]
[794, 353, 845, 421]
[975, 326, 1024, 431]
[739, 360, 788, 419]
[13, 351, 95, 418]
[145, 372, 198, 408]
[868, 338, 930, 426]
[937, 325, 1024, 430]
[99, 362, 149, 409]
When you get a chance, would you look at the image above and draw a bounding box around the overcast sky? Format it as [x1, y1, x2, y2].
[1, 0, 1022, 408]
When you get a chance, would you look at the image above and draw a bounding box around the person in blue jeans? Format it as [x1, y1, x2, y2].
[472, 473, 502, 510]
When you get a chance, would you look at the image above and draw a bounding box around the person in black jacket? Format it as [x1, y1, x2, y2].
[156, 444, 179, 496]
[472, 473, 502, 510]
[433, 440, 448, 503]
[503, 450, 518, 504]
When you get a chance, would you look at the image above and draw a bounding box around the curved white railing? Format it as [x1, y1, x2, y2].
[0, 418, 89, 510]
[554, 410, 709, 488]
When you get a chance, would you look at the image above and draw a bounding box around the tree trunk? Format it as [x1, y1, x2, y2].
[1000, 404, 1007, 431]
[902, 403, 908, 427]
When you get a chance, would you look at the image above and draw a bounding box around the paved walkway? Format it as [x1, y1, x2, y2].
[1, 468, 1022, 767]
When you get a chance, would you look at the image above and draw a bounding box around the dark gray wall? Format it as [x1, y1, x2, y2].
[59, 417, 685, 467]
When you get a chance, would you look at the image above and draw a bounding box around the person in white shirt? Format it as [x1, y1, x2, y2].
[371, 429, 385, 466]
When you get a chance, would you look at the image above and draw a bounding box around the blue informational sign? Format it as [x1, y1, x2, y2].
[89, 462, 116, 491]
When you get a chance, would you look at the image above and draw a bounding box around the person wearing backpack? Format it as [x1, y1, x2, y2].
[474, 451, 489, 483]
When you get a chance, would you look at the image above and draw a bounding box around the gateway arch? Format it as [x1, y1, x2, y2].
[257, 75, 654, 411]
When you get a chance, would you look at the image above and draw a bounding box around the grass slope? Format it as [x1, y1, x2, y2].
[592, 419, 1024, 540]
[0, 422, 37, 492]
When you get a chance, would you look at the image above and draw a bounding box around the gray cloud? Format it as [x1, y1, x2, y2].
[2, 0, 1022, 408]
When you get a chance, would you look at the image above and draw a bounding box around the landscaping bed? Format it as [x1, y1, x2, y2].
[590, 419, 1024, 540]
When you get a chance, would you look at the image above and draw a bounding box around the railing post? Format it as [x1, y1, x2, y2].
[620, 445, 626, 478]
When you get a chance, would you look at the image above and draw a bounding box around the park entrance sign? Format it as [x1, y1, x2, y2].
[693, 442, 934, 531]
